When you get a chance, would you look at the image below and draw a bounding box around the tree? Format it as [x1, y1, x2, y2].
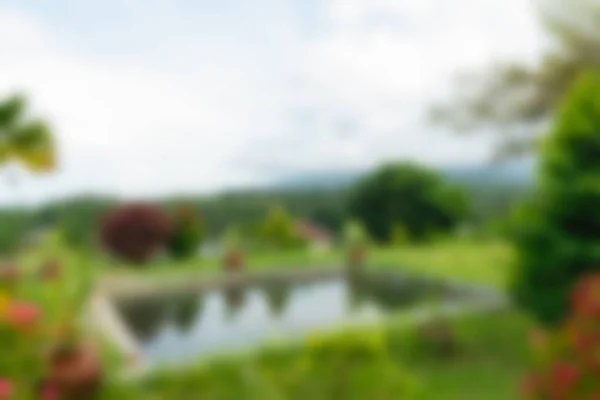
[100, 203, 172, 265]
[167, 205, 205, 260]
[430, 0, 600, 159]
[510, 71, 600, 326]
[0, 94, 56, 178]
[348, 163, 470, 243]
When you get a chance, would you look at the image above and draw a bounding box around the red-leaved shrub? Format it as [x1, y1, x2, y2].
[100, 203, 172, 264]
[523, 272, 600, 399]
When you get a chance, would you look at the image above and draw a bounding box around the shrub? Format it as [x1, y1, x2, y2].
[511, 72, 600, 326]
[100, 203, 172, 265]
[343, 219, 369, 250]
[260, 204, 304, 250]
[522, 273, 600, 399]
[167, 205, 205, 260]
[343, 220, 370, 269]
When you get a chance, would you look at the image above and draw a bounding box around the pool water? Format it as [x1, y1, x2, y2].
[114, 274, 461, 366]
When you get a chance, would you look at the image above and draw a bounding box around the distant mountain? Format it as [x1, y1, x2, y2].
[442, 160, 534, 188]
[270, 170, 364, 191]
[270, 161, 534, 191]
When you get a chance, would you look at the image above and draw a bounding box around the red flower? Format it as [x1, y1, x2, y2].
[551, 362, 579, 392]
[572, 274, 600, 318]
[0, 378, 13, 399]
[4, 301, 41, 331]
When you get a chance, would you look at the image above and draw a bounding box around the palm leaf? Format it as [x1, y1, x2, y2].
[9, 121, 56, 172]
[0, 94, 25, 129]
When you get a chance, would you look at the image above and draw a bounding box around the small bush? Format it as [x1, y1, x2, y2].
[343, 220, 369, 250]
[100, 203, 172, 265]
[167, 205, 205, 260]
[259, 204, 304, 250]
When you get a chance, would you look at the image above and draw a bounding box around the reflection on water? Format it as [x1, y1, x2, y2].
[172, 293, 203, 333]
[114, 273, 455, 366]
[116, 297, 168, 343]
[346, 273, 369, 310]
[224, 287, 246, 319]
[263, 284, 291, 317]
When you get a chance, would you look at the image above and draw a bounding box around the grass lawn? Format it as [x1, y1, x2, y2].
[119, 237, 513, 290]
[412, 311, 531, 399]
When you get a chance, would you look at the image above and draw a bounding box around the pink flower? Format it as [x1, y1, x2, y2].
[0, 378, 14, 399]
[4, 301, 41, 331]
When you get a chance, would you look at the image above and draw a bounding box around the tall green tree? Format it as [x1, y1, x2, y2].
[348, 163, 470, 243]
[0, 94, 56, 176]
[430, 0, 600, 159]
[511, 71, 600, 326]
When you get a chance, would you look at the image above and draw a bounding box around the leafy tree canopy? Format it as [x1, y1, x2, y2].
[348, 163, 470, 243]
[430, 0, 600, 159]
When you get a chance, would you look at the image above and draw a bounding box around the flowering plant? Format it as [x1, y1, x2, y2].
[0, 265, 47, 399]
[0, 256, 96, 400]
[522, 273, 600, 399]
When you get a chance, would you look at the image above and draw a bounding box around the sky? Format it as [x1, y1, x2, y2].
[0, 0, 543, 205]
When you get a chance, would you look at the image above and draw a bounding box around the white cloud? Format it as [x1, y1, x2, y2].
[0, 6, 286, 205]
[251, 0, 543, 171]
[0, 0, 543, 205]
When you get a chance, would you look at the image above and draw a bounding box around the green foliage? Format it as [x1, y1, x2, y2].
[348, 163, 471, 243]
[0, 170, 524, 254]
[107, 311, 530, 400]
[259, 204, 304, 250]
[167, 206, 205, 260]
[0, 93, 56, 172]
[38, 197, 117, 250]
[511, 71, 600, 326]
[391, 223, 410, 246]
[125, 328, 419, 400]
[0, 210, 32, 255]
